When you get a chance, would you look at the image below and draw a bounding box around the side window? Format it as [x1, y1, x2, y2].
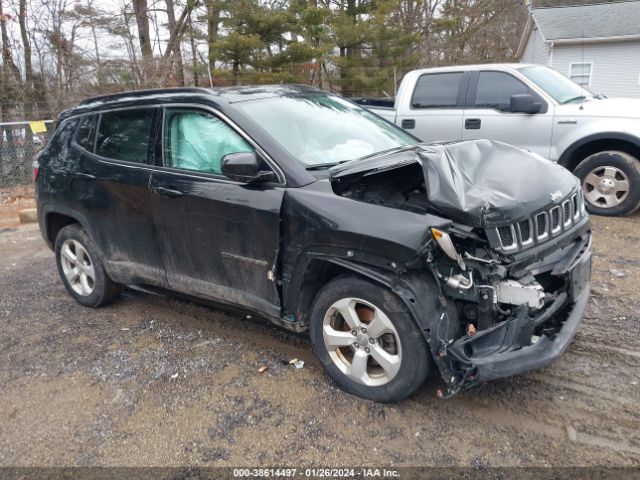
[163, 109, 254, 175]
[74, 115, 97, 152]
[46, 119, 79, 169]
[474, 72, 529, 112]
[411, 72, 463, 108]
[95, 109, 154, 162]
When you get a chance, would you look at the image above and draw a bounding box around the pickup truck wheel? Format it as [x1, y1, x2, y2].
[574, 151, 640, 216]
[309, 275, 431, 403]
[55, 224, 122, 307]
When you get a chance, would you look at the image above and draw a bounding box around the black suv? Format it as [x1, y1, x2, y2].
[36, 86, 592, 402]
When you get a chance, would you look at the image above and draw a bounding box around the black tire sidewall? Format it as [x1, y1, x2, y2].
[574, 151, 640, 216]
[54, 224, 119, 307]
[309, 275, 431, 403]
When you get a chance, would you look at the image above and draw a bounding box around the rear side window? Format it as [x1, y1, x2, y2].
[474, 72, 529, 111]
[411, 72, 463, 108]
[95, 109, 154, 162]
[74, 115, 97, 152]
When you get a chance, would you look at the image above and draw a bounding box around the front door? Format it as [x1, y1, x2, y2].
[149, 107, 284, 317]
[461, 71, 554, 158]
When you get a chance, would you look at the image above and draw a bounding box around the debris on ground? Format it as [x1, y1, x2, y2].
[288, 358, 298, 365]
[610, 269, 626, 278]
[566, 425, 577, 442]
[257, 365, 269, 373]
[293, 360, 305, 369]
[170, 373, 179, 379]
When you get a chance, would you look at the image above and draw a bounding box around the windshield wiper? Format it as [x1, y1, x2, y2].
[305, 163, 338, 171]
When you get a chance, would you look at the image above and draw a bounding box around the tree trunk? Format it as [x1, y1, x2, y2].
[205, 0, 221, 85]
[132, 0, 154, 82]
[165, 0, 185, 85]
[18, 0, 33, 145]
[187, 9, 198, 86]
[0, 0, 22, 84]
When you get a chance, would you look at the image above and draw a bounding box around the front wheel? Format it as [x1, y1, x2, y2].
[574, 151, 640, 216]
[309, 275, 432, 403]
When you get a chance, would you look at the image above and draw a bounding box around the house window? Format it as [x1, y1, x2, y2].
[569, 62, 592, 86]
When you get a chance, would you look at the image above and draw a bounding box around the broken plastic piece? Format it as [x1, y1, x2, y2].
[288, 358, 298, 365]
[294, 360, 305, 369]
[258, 365, 269, 373]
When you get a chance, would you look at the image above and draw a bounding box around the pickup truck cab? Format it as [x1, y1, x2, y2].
[359, 63, 640, 216]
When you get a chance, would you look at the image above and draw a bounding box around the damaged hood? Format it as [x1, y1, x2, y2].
[329, 139, 580, 228]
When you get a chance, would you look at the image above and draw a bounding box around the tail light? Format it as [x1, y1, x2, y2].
[33, 160, 40, 181]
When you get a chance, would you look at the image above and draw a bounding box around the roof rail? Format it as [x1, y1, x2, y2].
[78, 87, 212, 106]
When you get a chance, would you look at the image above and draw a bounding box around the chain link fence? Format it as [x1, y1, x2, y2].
[0, 121, 54, 188]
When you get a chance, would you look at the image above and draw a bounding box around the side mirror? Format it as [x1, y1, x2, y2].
[221, 152, 277, 184]
[510, 94, 541, 114]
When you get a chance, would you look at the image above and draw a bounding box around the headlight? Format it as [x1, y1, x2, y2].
[430, 227, 466, 270]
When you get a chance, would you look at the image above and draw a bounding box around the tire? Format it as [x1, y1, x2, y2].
[309, 275, 432, 403]
[573, 151, 640, 216]
[54, 224, 122, 307]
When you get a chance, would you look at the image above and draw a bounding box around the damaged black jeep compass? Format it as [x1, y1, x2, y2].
[35, 85, 591, 402]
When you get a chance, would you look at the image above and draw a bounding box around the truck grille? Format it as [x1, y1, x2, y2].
[494, 191, 586, 252]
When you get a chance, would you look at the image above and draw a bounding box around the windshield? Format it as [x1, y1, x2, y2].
[518, 65, 594, 104]
[235, 94, 417, 167]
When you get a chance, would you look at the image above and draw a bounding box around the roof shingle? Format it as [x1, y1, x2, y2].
[532, 1, 640, 40]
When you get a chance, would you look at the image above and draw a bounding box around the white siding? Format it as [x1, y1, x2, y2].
[521, 27, 550, 65]
[550, 41, 640, 98]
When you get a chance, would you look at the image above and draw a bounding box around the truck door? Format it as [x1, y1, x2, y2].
[462, 71, 553, 158]
[396, 71, 468, 142]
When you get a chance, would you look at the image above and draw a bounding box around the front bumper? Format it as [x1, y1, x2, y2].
[440, 235, 591, 395]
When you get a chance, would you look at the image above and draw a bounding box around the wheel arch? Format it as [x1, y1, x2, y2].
[558, 133, 640, 172]
[290, 255, 443, 339]
[41, 205, 97, 251]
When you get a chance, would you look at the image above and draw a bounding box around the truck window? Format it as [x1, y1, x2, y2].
[474, 72, 529, 112]
[411, 73, 463, 109]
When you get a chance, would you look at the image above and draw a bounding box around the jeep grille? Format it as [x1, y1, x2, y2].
[494, 190, 586, 252]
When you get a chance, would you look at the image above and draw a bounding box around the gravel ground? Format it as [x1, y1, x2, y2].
[1, 213, 639, 468]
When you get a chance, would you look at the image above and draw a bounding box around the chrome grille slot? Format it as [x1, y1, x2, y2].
[550, 206, 561, 234]
[572, 193, 580, 220]
[535, 212, 548, 240]
[497, 225, 517, 250]
[562, 200, 572, 227]
[518, 219, 533, 246]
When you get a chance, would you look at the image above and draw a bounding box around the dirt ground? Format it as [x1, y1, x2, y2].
[1, 186, 639, 468]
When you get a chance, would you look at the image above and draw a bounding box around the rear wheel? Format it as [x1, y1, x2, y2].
[574, 151, 640, 216]
[55, 224, 122, 307]
[309, 275, 431, 403]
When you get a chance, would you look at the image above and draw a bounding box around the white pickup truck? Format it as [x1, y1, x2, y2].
[357, 63, 640, 216]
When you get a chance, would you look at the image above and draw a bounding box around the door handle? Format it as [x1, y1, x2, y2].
[153, 186, 184, 198]
[465, 118, 481, 129]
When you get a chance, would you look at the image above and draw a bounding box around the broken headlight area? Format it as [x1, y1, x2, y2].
[427, 226, 592, 398]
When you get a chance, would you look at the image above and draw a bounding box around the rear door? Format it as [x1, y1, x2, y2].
[397, 71, 468, 142]
[461, 70, 553, 157]
[68, 108, 166, 285]
[148, 107, 284, 317]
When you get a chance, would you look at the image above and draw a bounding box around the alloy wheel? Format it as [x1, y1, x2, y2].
[582, 165, 629, 209]
[322, 297, 402, 387]
[60, 239, 96, 296]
